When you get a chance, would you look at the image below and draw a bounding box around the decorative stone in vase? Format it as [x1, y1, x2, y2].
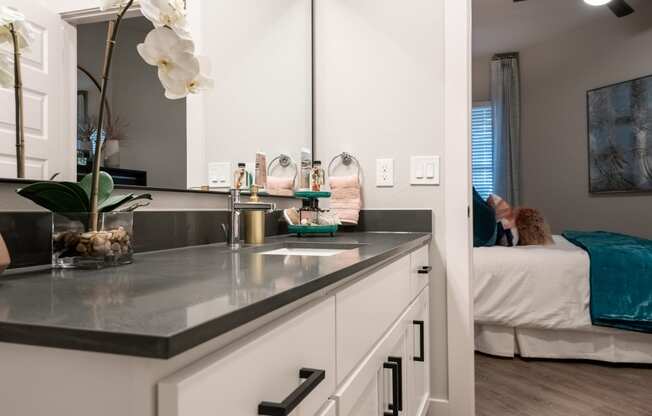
[0, 233, 10, 274]
[52, 212, 134, 269]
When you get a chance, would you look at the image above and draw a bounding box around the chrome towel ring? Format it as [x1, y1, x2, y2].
[327, 152, 362, 182]
[268, 154, 299, 185]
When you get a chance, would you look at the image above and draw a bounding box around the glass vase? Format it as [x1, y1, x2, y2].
[52, 212, 134, 269]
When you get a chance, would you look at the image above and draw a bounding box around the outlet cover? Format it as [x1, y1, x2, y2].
[208, 162, 232, 188]
[376, 158, 395, 187]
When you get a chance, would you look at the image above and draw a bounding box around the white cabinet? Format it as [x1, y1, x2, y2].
[157, 243, 431, 416]
[158, 297, 336, 416]
[334, 285, 430, 416]
[336, 255, 411, 383]
[334, 311, 409, 416]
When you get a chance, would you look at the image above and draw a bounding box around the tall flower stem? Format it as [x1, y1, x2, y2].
[89, 0, 134, 231]
[9, 24, 24, 179]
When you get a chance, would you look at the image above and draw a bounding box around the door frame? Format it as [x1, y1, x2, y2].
[438, 0, 475, 416]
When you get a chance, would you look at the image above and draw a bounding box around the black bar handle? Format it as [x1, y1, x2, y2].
[258, 368, 325, 416]
[383, 362, 399, 416]
[417, 266, 432, 274]
[387, 356, 403, 411]
[413, 320, 425, 362]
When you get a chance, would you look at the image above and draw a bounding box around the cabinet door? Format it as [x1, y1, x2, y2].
[158, 297, 336, 416]
[407, 290, 430, 416]
[315, 400, 337, 416]
[382, 329, 409, 416]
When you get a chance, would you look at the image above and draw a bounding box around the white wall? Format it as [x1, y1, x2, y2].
[186, 0, 312, 188]
[314, 0, 449, 402]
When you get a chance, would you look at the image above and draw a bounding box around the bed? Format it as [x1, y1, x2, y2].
[474, 235, 652, 363]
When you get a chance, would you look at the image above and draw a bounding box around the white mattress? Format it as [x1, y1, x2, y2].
[474, 235, 592, 330]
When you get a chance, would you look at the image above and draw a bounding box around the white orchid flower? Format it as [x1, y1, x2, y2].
[140, 0, 191, 39]
[0, 6, 35, 50]
[137, 27, 201, 97]
[0, 53, 13, 88]
[98, 0, 127, 11]
[160, 71, 214, 100]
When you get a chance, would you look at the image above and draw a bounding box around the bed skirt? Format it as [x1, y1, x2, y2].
[475, 324, 652, 364]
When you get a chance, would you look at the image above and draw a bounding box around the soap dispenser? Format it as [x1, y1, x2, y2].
[244, 185, 266, 244]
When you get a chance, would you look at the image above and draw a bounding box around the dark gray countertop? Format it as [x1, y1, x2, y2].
[0, 232, 430, 359]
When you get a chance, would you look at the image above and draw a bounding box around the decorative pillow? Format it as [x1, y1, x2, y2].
[487, 194, 519, 246]
[515, 208, 554, 246]
[473, 188, 497, 247]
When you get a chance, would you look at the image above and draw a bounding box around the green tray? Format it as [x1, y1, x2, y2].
[288, 224, 338, 236]
[294, 190, 331, 199]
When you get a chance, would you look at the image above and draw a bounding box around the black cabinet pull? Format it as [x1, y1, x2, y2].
[258, 368, 325, 416]
[413, 320, 425, 362]
[387, 356, 403, 411]
[417, 266, 432, 274]
[383, 361, 399, 416]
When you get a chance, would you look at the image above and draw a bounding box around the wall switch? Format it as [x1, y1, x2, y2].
[208, 162, 232, 188]
[410, 156, 440, 185]
[376, 158, 395, 187]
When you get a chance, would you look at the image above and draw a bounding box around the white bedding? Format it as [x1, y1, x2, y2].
[473, 235, 592, 330]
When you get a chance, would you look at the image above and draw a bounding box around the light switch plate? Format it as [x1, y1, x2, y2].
[410, 156, 440, 185]
[376, 158, 395, 187]
[208, 162, 232, 188]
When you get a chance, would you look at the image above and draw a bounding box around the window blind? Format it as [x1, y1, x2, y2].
[472, 104, 494, 199]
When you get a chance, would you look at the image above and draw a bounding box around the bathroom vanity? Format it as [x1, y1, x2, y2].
[0, 232, 431, 416]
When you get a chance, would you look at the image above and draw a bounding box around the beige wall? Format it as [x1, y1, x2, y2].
[314, 0, 448, 400]
[473, 10, 652, 238]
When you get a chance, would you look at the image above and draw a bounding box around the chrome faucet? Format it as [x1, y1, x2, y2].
[226, 188, 276, 249]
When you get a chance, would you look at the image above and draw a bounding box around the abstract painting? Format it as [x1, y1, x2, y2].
[587, 75, 652, 193]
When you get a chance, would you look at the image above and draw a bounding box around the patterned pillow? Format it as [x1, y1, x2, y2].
[487, 194, 519, 246]
[515, 208, 554, 246]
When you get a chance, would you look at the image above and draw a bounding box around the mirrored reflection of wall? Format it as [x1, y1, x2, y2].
[187, 0, 313, 189]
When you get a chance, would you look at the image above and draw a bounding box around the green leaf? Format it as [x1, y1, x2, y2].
[79, 172, 114, 206]
[17, 182, 89, 213]
[100, 193, 152, 212]
[58, 182, 90, 212]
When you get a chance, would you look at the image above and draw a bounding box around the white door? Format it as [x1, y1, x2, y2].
[0, 0, 74, 180]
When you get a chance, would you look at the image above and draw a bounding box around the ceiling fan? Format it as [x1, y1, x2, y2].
[513, 0, 635, 18]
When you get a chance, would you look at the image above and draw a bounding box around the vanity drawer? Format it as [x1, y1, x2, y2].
[158, 297, 336, 416]
[410, 245, 430, 299]
[335, 254, 410, 383]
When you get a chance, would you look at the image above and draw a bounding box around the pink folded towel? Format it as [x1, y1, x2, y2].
[267, 176, 294, 197]
[329, 175, 362, 225]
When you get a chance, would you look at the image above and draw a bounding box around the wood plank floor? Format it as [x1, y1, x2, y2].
[476, 353, 652, 416]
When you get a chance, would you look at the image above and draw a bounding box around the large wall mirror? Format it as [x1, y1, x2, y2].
[0, 0, 313, 194]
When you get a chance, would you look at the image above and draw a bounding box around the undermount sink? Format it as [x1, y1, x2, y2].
[256, 242, 365, 257]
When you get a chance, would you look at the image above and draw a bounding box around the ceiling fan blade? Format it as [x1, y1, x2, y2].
[608, 0, 634, 18]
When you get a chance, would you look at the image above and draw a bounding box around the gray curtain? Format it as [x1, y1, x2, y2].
[490, 53, 521, 205]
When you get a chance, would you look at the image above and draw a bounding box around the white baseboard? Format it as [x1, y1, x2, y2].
[428, 398, 450, 416]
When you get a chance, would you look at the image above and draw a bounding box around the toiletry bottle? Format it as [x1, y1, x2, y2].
[255, 152, 267, 189]
[311, 161, 325, 192]
[244, 185, 266, 244]
[233, 163, 251, 190]
[300, 148, 312, 190]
